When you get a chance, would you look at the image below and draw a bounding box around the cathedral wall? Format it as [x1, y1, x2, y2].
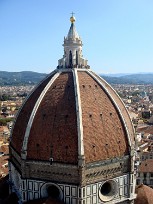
[9, 162, 22, 200]
[19, 173, 135, 203]
[20, 161, 79, 184]
[21, 179, 79, 203]
[9, 161, 135, 204]
[79, 174, 135, 204]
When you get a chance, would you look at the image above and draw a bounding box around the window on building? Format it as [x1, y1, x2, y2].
[47, 185, 60, 200]
[150, 179, 153, 185]
[143, 179, 147, 185]
[136, 180, 140, 185]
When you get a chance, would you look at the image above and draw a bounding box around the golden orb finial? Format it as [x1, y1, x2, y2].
[70, 12, 75, 23]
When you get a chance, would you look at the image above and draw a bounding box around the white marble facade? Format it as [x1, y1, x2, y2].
[9, 162, 135, 204]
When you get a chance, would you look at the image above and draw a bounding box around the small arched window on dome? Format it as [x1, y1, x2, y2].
[76, 50, 78, 66]
[69, 50, 73, 67]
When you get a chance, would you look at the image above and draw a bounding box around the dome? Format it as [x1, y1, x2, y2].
[135, 184, 153, 204]
[10, 69, 134, 164]
[9, 15, 136, 204]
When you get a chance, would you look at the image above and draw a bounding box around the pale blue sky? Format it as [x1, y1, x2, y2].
[0, 0, 153, 74]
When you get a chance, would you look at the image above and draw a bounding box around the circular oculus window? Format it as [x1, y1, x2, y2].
[47, 185, 61, 199]
[99, 180, 118, 202]
[41, 183, 63, 201]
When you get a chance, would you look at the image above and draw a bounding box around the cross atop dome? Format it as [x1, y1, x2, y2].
[70, 12, 75, 16]
[57, 15, 89, 69]
[70, 12, 75, 23]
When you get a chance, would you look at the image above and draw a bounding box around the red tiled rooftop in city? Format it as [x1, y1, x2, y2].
[138, 159, 153, 173]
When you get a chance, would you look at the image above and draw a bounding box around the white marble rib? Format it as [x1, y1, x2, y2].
[21, 71, 60, 159]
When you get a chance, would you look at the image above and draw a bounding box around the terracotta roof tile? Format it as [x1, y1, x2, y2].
[137, 125, 153, 134]
[138, 159, 153, 172]
[10, 70, 133, 165]
[11, 73, 55, 154]
[78, 71, 129, 163]
[135, 184, 153, 204]
[27, 72, 78, 164]
[91, 72, 135, 143]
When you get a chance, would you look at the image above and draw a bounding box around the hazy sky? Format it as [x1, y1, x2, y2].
[0, 0, 153, 74]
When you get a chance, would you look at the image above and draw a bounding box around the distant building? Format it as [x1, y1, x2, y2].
[135, 184, 153, 204]
[142, 110, 151, 119]
[137, 159, 153, 188]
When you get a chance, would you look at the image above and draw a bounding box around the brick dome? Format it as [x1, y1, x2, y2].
[9, 15, 136, 204]
[10, 69, 134, 164]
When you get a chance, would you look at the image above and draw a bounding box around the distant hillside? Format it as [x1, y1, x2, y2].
[0, 71, 153, 85]
[101, 73, 153, 84]
[0, 71, 47, 85]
